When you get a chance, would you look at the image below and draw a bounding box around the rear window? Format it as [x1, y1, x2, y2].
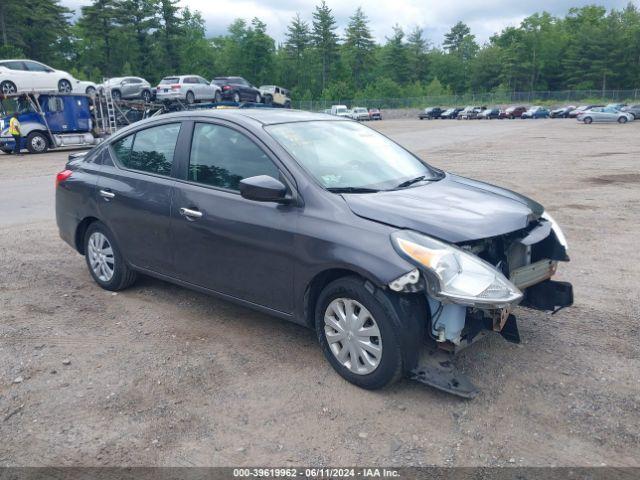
[212, 79, 227, 85]
[160, 77, 180, 84]
[110, 123, 181, 176]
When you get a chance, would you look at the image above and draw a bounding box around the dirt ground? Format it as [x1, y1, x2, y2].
[1, 118, 639, 467]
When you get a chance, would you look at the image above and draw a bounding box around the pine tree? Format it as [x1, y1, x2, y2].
[382, 25, 409, 84]
[120, 0, 158, 79]
[312, 0, 339, 91]
[407, 26, 428, 82]
[343, 7, 375, 89]
[77, 0, 122, 76]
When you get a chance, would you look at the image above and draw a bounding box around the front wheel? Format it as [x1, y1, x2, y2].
[255, 93, 262, 103]
[58, 79, 72, 93]
[233, 92, 241, 103]
[214, 91, 222, 103]
[265, 95, 273, 106]
[186, 91, 195, 104]
[618, 116, 628, 124]
[315, 277, 404, 390]
[26, 132, 49, 154]
[141, 90, 151, 102]
[84, 222, 137, 291]
[1, 80, 17, 94]
[583, 117, 593, 124]
[85, 86, 96, 96]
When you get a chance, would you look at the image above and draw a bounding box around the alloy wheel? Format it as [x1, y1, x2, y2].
[324, 298, 382, 375]
[30, 135, 47, 153]
[87, 232, 115, 282]
[58, 80, 72, 93]
[1, 81, 17, 94]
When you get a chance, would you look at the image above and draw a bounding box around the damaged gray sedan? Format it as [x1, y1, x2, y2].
[56, 109, 573, 398]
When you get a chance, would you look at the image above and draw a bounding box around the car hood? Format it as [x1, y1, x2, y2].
[342, 173, 544, 243]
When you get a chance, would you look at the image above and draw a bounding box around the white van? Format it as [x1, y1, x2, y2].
[330, 105, 350, 117]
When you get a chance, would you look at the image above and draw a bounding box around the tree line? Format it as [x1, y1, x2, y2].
[1, 0, 639, 101]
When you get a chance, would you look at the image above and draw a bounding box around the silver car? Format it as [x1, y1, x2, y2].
[350, 107, 370, 121]
[99, 76, 152, 102]
[577, 106, 634, 124]
[155, 75, 221, 104]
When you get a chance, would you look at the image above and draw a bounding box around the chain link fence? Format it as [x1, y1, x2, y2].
[293, 89, 640, 111]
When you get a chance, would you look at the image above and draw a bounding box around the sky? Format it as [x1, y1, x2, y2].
[60, 0, 636, 47]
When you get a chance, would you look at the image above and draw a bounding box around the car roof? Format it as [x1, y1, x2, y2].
[150, 108, 344, 126]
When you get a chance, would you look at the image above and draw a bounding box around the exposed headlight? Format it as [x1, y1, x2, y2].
[391, 231, 522, 307]
[541, 211, 568, 250]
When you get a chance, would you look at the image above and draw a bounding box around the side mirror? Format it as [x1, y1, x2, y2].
[240, 175, 288, 203]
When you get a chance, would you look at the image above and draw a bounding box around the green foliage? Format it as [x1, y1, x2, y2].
[1, 0, 639, 101]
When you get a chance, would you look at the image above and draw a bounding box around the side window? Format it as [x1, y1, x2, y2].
[189, 123, 280, 191]
[47, 97, 64, 112]
[110, 123, 180, 176]
[24, 61, 49, 72]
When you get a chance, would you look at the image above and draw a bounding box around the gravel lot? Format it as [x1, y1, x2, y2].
[1, 118, 639, 467]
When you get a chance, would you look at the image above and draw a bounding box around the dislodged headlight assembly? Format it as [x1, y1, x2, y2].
[391, 230, 522, 308]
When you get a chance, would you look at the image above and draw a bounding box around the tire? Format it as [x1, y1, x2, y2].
[84, 221, 137, 291]
[618, 116, 628, 124]
[111, 89, 121, 102]
[315, 276, 406, 390]
[85, 86, 96, 96]
[583, 117, 592, 124]
[265, 95, 273, 106]
[26, 131, 49, 154]
[186, 91, 195, 104]
[214, 91, 222, 103]
[233, 92, 240, 103]
[58, 79, 72, 93]
[1, 80, 17, 95]
[255, 93, 262, 103]
[141, 90, 151, 103]
[284, 101, 291, 109]
[1, 148, 11, 154]
[630, 113, 636, 120]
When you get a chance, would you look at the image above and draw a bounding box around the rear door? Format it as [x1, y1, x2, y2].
[23, 61, 51, 89]
[97, 121, 186, 274]
[170, 120, 297, 313]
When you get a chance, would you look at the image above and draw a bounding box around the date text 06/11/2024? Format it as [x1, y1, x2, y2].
[232, 468, 401, 478]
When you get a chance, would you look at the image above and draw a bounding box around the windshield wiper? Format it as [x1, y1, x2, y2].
[327, 187, 380, 193]
[396, 175, 427, 188]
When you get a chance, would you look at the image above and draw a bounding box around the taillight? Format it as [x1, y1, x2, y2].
[171, 84, 181, 90]
[56, 169, 73, 188]
[222, 85, 231, 90]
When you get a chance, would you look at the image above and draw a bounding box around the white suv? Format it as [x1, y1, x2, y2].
[156, 75, 222, 104]
[0, 59, 96, 95]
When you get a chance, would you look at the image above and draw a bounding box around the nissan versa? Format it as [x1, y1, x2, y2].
[55, 110, 573, 398]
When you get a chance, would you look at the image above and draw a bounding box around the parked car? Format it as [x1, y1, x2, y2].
[368, 108, 382, 120]
[0, 59, 96, 95]
[55, 109, 572, 398]
[418, 107, 443, 120]
[577, 106, 633, 124]
[550, 106, 576, 118]
[521, 106, 550, 119]
[330, 105, 351, 117]
[0, 93, 99, 154]
[479, 107, 500, 119]
[457, 106, 484, 119]
[155, 75, 221, 104]
[568, 105, 603, 118]
[620, 104, 640, 119]
[440, 107, 462, 119]
[259, 85, 291, 108]
[499, 106, 527, 119]
[350, 107, 370, 121]
[100, 77, 153, 102]
[212, 76, 262, 103]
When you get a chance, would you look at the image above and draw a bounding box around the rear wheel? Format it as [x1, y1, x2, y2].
[58, 79, 72, 93]
[618, 116, 628, 124]
[214, 91, 222, 103]
[255, 93, 262, 103]
[111, 89, 121, 101]
[26, 132, 49, 154]
[284, 100, 291, 109]
[141, 90, 151, 103]
[265, 95, 273, 105]
[315, 277, 405, 390]
[186, 91, 195, 104]
[84, 222, 137, 291]
[233, 92, 241, 103]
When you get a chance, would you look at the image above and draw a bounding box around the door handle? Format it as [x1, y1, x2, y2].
[99, 189, 115, 199]
[179, 207, 203, 220]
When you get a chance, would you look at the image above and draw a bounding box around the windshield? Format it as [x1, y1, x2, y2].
[0, 97, 36, 115]
[266, 121, 440, 191]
